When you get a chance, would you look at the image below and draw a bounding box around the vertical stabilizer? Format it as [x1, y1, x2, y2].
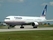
[41, 5, 47, 17]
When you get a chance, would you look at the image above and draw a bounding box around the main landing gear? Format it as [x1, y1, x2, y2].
[33, 25, 37, 28]
[20, 25, 24, 28]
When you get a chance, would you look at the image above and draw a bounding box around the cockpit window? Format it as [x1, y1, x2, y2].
[14, 17, 22, 19]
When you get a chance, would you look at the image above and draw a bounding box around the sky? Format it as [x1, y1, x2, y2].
[0, 0, 53, 22]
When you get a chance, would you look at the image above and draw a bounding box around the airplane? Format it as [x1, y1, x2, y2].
[4, 5, 50, 29]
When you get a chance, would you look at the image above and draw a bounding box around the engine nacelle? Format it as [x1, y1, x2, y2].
[34, 22, 39, 25]
[32, 22, 39, 26]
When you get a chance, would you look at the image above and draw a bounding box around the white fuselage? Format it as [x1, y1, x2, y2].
[4, 16, 46, 25]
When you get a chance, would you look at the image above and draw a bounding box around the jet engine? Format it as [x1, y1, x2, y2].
[32, 22, 38, 28]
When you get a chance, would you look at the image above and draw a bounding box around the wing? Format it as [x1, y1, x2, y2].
[45, 19, 53, 22]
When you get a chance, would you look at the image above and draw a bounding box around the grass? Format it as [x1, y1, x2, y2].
[0, 26, 8, 29]
[0, 30, 53, 40]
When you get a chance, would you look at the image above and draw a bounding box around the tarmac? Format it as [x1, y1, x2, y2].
[0, 25, 53, 32]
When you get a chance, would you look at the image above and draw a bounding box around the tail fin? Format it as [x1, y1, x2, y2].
[41, 5, 47, 17]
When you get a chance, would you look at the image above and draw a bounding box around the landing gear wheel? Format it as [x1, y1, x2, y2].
[20, 27, 24, 28]
[33, 26, 37, 28]
[20, 25, 24, 28]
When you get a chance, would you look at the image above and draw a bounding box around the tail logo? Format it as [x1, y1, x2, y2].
[42, 5, 47, 16]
